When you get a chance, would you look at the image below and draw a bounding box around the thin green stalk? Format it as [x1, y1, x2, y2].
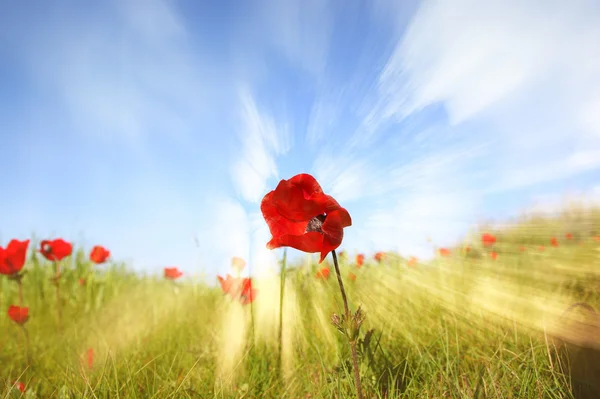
[278, 248, 287, 375]
[331, 250, 364, 399]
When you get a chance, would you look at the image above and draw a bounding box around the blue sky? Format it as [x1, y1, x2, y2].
[1, 0, 600, 279]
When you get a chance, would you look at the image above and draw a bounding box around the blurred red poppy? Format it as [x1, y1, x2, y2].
[90, 245, 110, 264]
[490, 251, 498, 260]
[13, 381, 25, 393]
[316, 267, 330, 280]
[408, 256, 418, 267]
[216, 274, 258, 304]
[164, 267, 183, 280]
[565, 233, 573, 240]
[231, 256, 246, 272]
[594, 236, 600, 242]
[464, 246, 471, 253]
[261, 173, 352, 263]
[481, 233, 496, 247]
[539, 245, 545, 251]
[551, 237, 559, 247]
[356, 254, 365, 268]
[39, 238, 72, 261]
[439, 248, 451, 257]
[87, 348, 94, 369]
[374, 252, 385, 263]
[239, 278, 258, 305]
[8, 305, 29, 325]
[348, 272, 357, 281]
[0, 239, 30, 276]
[79, 278, 86, 286]
[519, 246, 526, 252]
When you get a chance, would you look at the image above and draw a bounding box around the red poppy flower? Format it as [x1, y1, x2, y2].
[316, 267, 330, 280]
[7, 305, 29, 325]
[261, 173, 352, 263]
[355, 253, 365, 268]
[13, 381, 25, 393]
[408, 256, 418, 266]
[217, 274, 258, 304]
[539, 245, 545, 251]
[374, 252, 385, 263]
[0, 239, 30, 276]
[551, 237, 559, 247]
[565, 233, 573, 240]
[164, 267, 183, 280]
[79, 278, 86, 286]
[438, 248, 451, 257]
[239, 278, 258, 305]
[87, 348, 94, 369]
[231, 256, 246, 272]
[594, 236, 600, 242]
[39, 238, 72, 261]
[489, 251, 498, 260]
[519, 246, 526, 252]
[217, 274, 236, 294]
[90, 245, 110, 264]
[348, 272, 357, 281]
[481, 233, 496, 247]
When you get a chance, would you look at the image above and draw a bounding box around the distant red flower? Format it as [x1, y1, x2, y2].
[464, 245, 471, 253]
[216, 274, 258, 304]
[594, 236, 600, 242]
[7, 305, 29, 325]
[551, 237, 559, 247]
[231, 256, 246, 272]
[0, 239, 30, 276]
[438, 248, 451, 257]
[164, 267, 183, 280]
[87, 348, 94, 369]
[481, 233, 496, 247]
[348, 272, 357, 281]
[408, 256, 418, 267]
[374, 252, 385, 263]
[539, 245, 545, 251]
[13, 381, 25, 393]
[79, 278, 86, 286]
[217, 274, 236, 294]
[39, 238, 72, 261]
[519, 246, 526, 252]
[356, 254, 365, 268]
[261, 173, 352, 263]
[239, 278, 258, 305]
[565, 233, 573, 240]
[89, 245, 110, 264]
[489, 251, 498, 260]
[316, 266, 331, 280]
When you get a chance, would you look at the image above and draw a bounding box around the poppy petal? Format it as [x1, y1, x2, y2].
[267, 231, 324, 253]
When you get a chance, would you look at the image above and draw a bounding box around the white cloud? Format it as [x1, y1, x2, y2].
[230, 88, 291, 203]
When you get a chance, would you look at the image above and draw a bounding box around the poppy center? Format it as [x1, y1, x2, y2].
[306, 214, 326, 233]
[42, 243, 52, 254]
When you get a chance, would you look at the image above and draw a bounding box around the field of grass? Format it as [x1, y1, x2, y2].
[2, 206, 600, 398]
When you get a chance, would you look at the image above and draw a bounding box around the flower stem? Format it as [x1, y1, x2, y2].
[331, 250, 363, 399]
[21, 326, 32, 366]
[17, 278, 24, 307]
[277, 248, 287, 375]
[54, 261, 62, 332]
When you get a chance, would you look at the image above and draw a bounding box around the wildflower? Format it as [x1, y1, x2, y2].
[519, 246, 526, 252]
[216, 274, 258, 304]
[0, 239, 30, 276]
[39, 238, 72, 261]
[408, 256, 418, 267]
[316, 266, 330, 280]
[89, 245, 110, 264]
[464, 245, 471, 253]
[481, 233, 496, 247]
[239, 278, 258, 305]
[355, 254, 365, 268]
[13, 381, 25, 393]
[439, 248, 451, 257]
[79, 278, 86, 286]
[261, 173, 352, 263]
[231, 256, 246, 273]
[565, 233, 573, 240]
[348, 272, 357, 281]
[539, 245, 545, 251]
[374, 252, 385, 263]
[7, 305, 29, 325]
[490, 251, 498, 260]
[164, 267, 183, 280]
[87, 348, 94, 369]
[551, 237, 559, 247]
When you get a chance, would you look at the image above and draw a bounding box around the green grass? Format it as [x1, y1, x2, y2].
[2, 206, 600, 398]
